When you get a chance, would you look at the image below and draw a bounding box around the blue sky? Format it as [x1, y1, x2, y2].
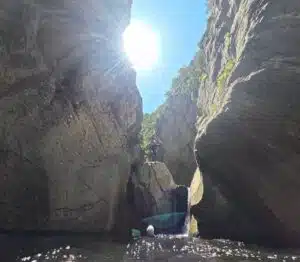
[131, 0, 207, 113]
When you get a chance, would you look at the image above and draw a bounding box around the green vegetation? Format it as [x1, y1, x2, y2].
[140, 113, 156, 153]
[140, 48, 208, 153]
[200, 73, 208, 81]
[210, 103, 218, 115]
[164, 67, 199, 98]
[164, 49, 207, 99]
[217, 59, 235, 93]
[140, 104, 165, 155]
[207, 31, 235, 115]
[224, 32, 231, 53]
[209, 59, 236, 115]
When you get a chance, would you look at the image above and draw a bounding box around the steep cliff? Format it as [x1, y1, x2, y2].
[140, 50, 205, 185]
[195, 0, 300, 246]
[0, 0, 142, 235]
[155, 94, 197, 186]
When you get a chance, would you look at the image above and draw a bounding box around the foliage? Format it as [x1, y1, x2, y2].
[224, 32, 231, 54]
[210, 59, 236, 115]
[140, 114, 156, 153]
[140, 47, 208, 153]
[210, 103, 218, 115]
[164, 49, 207, 100]
[140, 104, 165, 155]
[140, 41, 208, 153]
[217, 59, 235, 93]
[200, 73, 208, 81]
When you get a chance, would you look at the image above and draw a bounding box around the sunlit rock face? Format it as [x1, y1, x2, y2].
[0, 0, 142, 234]
[156, 94, 198, 186]
[194, 0, 300, 246]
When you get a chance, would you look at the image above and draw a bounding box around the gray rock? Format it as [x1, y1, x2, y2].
[0, 0, 142, 234]
[195, 0, 300, 246]
[130, 162, 177, 219]
[156, 95, 198, 186]
[128, 162, 190, 235]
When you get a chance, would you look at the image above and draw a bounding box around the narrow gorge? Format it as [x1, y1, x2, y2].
[141, 0, 300, 247]
[1, 0, 300, 258]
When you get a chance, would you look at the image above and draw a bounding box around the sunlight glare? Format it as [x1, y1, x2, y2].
[123, 20, 160, 71]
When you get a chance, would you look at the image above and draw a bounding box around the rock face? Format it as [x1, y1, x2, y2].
[155, 94, 197, 186]
[0, 0, 142, 234]
[128, 162, 189, 234]
[141, 60, 203, 186]
[130, 162, 177, 219]
[194, 0, 300, 246]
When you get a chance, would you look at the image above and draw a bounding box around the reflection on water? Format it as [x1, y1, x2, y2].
[124, 236, 300, 261]
[0, 234, 126, 262]
[1, 234, 300, 261]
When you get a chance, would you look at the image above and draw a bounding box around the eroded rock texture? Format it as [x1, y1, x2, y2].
[0, 0, 142, 234]
[140, 52, 203, 186]
[195, 0, 300, 246]
[156, 94, 197, 186]
[128, 162, 189, 234]
[129, 162, 176, 219]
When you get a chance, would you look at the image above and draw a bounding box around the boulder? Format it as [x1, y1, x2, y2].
[129, 162, 176, 218]
[128, 162, 190, 234]
[0, 0, 142, 234]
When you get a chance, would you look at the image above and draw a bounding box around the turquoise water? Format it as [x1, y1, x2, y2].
[2, 234, 300, 261]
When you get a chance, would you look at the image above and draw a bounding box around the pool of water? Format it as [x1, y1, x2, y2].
[1, 234, 300, 261]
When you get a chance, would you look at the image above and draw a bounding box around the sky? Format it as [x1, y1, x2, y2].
[130, 0, 207, 113]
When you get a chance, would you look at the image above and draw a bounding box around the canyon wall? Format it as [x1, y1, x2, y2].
[0, 0, 142, 235]
[195, 0, 300, 246]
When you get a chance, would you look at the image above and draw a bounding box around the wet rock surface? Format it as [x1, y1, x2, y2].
[128, 162, 189, 234]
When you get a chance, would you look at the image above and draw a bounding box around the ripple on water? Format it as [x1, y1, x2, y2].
[19, 246, 86, 262]
[124, 236, 300, 261]
[5, 235, 300, 262]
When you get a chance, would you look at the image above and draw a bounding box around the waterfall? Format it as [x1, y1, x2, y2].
[181, 187, 191, 236]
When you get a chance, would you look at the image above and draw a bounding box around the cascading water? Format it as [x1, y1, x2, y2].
[181, 187, 191, 237]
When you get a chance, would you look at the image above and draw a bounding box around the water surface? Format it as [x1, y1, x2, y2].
[1, 234, 300, 261]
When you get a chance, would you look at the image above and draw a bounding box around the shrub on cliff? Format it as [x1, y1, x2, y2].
[217, 59, 235, 93]
[165, 49, 207, 100]
[140, 104, 165, 155]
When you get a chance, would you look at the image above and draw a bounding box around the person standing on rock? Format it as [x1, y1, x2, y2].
[149, 135, 162, 161]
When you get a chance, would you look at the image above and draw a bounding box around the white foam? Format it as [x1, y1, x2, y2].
[182, 187, 191, 235]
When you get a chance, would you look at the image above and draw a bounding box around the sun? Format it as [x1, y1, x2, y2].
[123, 20, 160, 71]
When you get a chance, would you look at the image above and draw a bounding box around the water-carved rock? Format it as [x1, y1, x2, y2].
[128, 162, 203, 236]
[0, 0, 142, 234]
[195, 0, 300, 247]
